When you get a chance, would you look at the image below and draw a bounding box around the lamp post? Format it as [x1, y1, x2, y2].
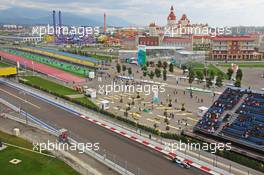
[19, 90, 28, 125]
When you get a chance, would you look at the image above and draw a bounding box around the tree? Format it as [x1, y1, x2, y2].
[163, 61, 168, 69]
[122, 65, 126, 72]
[137, 92, 140, 98]
[155, 68, 161, 78]
[128, 67, 132, 76]
[146, 61, 150, 67]
[181, 65, 187, 70]
[153, 123, 158, 129]
[116, 63, 121, 73]
[168, 99, 172, 107]
[227, 68, 234, 80]
[181, 103, 185, 111]
[206, 77, 213, 88]
[141, 65, 147, 71]
[196, 71, 204, 83]
[149, 71, 155, 79]
[157, 60, 162, 68]
[216, 74, 223, 87]
[236, 69, 243, 81]
[188, 69, 195, 85]
[209, 70, 216, 78]
[164, 117, 169, 124]
[166, 125, 170, 131]
[169, 63, 174, 72]
[143, 71, 148, 77]
[163, 69, 167, 81]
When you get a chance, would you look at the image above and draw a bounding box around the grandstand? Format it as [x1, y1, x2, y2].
[33, 47, 99, 64]
[2, 49, 90, 77]
[195, 87, 264, 150]
[0, 50, 85, 83]
[18, 47, 100, 68]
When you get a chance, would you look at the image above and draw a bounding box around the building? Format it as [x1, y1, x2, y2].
[161, 36, 192, 50]
[148, 22, 163, 36]
[192, 35, 211, 51]
[210, 36, 262, 60]
[120, 36, 137, 50]
[173, 50, 205, 65]
[167, 6, 177, 27]
[259, 35, 264, 56]
[138, 36, 159, 46]
[178, 14, 191, 27]
[164, 6, 208, 37]
[106, 36, 120, 45]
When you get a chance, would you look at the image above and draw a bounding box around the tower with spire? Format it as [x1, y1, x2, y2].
[167, 6, 177, 27]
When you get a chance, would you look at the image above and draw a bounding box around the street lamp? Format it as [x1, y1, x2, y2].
[19, 90, 28, 125]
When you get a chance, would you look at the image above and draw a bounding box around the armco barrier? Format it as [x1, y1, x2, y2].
[0, 97, 135, 175]
[0, 78, 232, 175]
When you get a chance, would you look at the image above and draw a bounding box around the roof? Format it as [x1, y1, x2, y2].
[101, 100, 109, 103]
[193, 35, 212, 39]
[167, 6, 176, 20]
[163, 37, 191, 43]
[124, 36, 136, 41]
[176, 50, 194, 55]
[211, 36, 255, 41]
[198, 106, 208, 111]
[180, 14, 189, 21]
[149, 23, 156, 27]
[139, 36, 159, 42]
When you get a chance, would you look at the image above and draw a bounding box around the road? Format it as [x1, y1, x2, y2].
[0, 82, 208, 175]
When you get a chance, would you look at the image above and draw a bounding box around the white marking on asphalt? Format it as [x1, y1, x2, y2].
[0, 88, 40, 109]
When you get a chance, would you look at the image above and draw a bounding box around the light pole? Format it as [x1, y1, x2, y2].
[19, 90, 28, 125]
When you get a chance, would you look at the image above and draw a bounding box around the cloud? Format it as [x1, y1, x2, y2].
[0, 0, 263, 26]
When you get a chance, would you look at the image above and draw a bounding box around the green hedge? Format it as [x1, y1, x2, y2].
[217, 150, 264, 172]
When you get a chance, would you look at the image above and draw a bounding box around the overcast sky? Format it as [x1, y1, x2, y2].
[0, 0, 263, 26]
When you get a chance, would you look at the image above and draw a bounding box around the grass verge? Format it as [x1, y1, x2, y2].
[20, 76, 98, 109]
[0, 61, 11, 67]
[0, 130, 80, 175]
[219, 62, 264, 68]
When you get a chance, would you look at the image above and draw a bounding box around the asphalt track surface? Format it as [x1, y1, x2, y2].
[0, 51, 85, 83]
[0, 83, 208, 175]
